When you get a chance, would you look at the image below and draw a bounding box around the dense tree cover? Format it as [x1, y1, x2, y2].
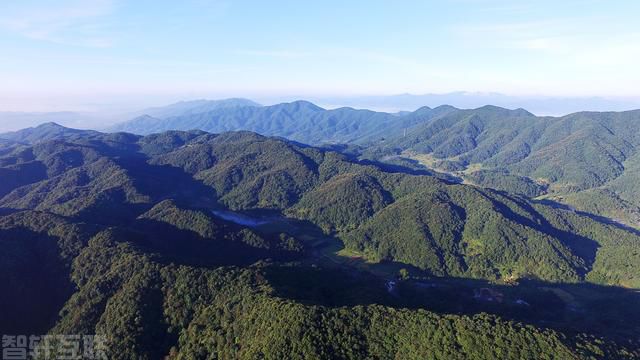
[1, 125, 639, 286]
[18, 106, 640, 228]
[110, 100, 456, 145]
[465, 169, 547, 197]
[344, 186, 590, 282]
[23, 104, 640, 227]
[288, 173, 393, 232]
[177, 296, 584, 359]
[135, 200, 304, 263]
[373, 108, 640, 190]
[561, 189, 640, 228]
[363, 107, 640, 226]
[48, 233, 640, 359]
[1, 124, 640, 358]
[533, 204, 640, 288]
[0, 211, 99, 334]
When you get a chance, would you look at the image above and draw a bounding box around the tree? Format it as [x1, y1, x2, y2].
[398, 268, 410, 281]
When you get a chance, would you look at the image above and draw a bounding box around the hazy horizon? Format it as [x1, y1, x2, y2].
[2, 2, 640, 357]
[2, 0, 639, 114]
[3, 92, 640, 115]
[4, 91, 640, 133]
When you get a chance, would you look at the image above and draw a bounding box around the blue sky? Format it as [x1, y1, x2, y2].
[1, 0, 639, 111]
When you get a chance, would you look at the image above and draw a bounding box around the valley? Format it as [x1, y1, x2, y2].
[106, 99, 640, 230]
[1, 122, 639, 359]
[210, 205, 640, 345]
[4, 1, 639, 358]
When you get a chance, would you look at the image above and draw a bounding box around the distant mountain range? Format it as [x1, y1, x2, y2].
[0, 99, 261, 133]
[3, 92, 639, 132]
[129, 98, 261, 119]
[109, 99, 463, 144]
[0, 121, 102, 143]
[0, 111, 110, 132]
[106, 100, 640, 228]
[10, 100, 640, 229]
[307, 92, 640, 115]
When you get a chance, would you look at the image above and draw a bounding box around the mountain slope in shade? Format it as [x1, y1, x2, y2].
[1, 125, 639, 286]
[366, 107, 640, 227]
[111, 99, 640, 228]
[0, 125, 639, 358]
[9, 103, 640, 228]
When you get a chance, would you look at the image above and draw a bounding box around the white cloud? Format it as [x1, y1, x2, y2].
[453, 16, 640, 66]
[0, 0, 116, 47]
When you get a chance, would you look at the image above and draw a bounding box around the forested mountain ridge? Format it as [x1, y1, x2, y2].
[0, 121, 103, 143]
[1, 124, 639, 358]
[361, 107, 640, 227]
[109, 100, 640, 229]
[134, 98, 261, 119]
[374, 107, 640, 190]
[109, 100, 457, 145]
[2, 124, 640, 285]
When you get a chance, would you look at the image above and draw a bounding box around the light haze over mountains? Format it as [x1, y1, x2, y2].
[3, 93, 640, 132]
[3, 1, 640, 358]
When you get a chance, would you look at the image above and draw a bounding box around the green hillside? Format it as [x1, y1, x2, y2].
[2, 125, 639, 285]
[110, 101, 455, 145]
[366, 107, 640, 227]
[1, 125, 639, 358]
[111, 102, 640, 228]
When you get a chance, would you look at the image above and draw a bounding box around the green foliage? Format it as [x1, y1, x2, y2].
[0, 211, 98, 334]
[288, 173, 392, 232]
[533, 204, 640, 288]
[367, 108, 640, 224]
[398, 268, 409, 280]
[466, 169, 547, 197]
[1, 126, 638, 287]
[345, 186, 593, 282]
[378, 108, 640, 191]
[111, 101, 460, 146]
[562, 189, 640, 227]
[1, 125, 640, 358]
[52, 237, 635, 359]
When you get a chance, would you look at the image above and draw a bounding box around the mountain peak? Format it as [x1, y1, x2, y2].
[138, 98, 261, 119]
[35, 122, 66, 129]
[475, 105, 534, 117]
[433, 104, 458, 111]
[513, 108, 534, 117]
[0, 121, 96, 144]
[284, 100, 324, 111]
